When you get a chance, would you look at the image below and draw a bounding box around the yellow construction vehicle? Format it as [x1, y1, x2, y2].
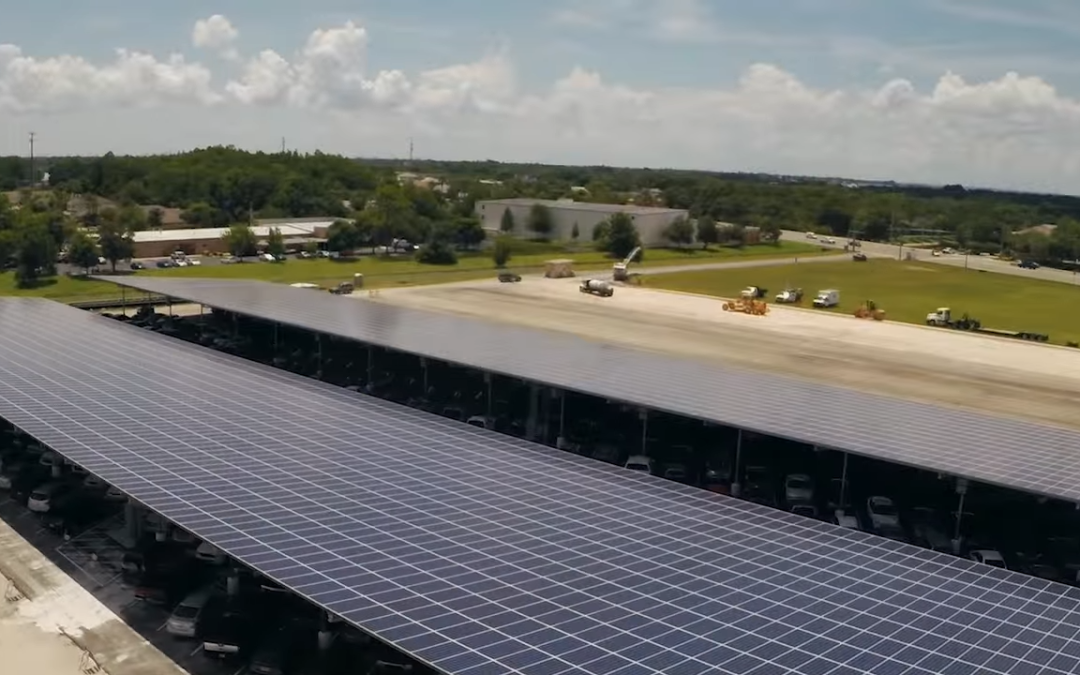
[722, 286, 769, 315]
[853, 299, 886, 321]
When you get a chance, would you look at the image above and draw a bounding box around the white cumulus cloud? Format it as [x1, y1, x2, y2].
[192, 14, 239, 59]
[4, 19, 1080, 193]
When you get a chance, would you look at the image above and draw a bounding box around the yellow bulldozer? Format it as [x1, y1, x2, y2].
[853, 299, 886, 321]
[722, 286, 769, 316]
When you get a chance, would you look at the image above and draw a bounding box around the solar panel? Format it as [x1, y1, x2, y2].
[1, 297, 1079, 675]
[96, 275, 1080, 503]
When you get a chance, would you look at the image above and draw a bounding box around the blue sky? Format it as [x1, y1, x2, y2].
[4, 0, 1080, 192]
[9, 0, 1078, 93]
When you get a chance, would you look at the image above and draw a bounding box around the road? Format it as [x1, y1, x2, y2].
[779, 229, 1080, 285]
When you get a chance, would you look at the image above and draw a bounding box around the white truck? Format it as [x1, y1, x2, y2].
[812, 289, 839, 308]
[580, 279, 614, 297]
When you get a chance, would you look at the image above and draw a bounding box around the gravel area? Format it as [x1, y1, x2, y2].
[367, 277, 1080, 429]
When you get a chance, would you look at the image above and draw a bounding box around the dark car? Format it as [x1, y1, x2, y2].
[1018, 260, 1040, 269]
[201, 595, 266, 660]
[852, 252, 868, 261]
[249, 622, 315, 675]
[156, 260, 176, 268]
[129, 261, 145, 270]
[497, 272, 522, 283]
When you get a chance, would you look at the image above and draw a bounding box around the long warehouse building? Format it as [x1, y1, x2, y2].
[100, 276, 1080, 504]
[1, 298, 1078, 675]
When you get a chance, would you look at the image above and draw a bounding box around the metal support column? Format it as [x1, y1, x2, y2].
[525, 384, 541, 441]
[558, 393, 566, 445]
[367, 346, 374, 383]
[952, 478, 968, 555]
[420, 358, 429, 395]
[485, 373, 493, 418]
[316, 334, 323, 380]
[839, 452, 849, 511]
[121, 285, 127, 313]
[273, 323, 279, 354]
[731, 429, 744, 498]
[167, 298, 173, 317]
[639, 409, 649, 454]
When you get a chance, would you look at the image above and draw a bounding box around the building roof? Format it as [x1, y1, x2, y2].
[131, 221, 334, 244]
[94, 276, 1080, 503]
[479, 199, 686, 216]
[1, 297, 1078, 675]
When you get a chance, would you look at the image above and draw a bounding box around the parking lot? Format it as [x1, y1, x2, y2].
[95, 305, 1080, 587]
[0, 424, 434, 675]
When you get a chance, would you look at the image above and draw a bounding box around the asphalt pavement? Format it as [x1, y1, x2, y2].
[778, 229, 1080, 286]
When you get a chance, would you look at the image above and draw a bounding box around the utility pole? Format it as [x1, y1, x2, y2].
[28, 132, 36, 187]
[408, 137, 413, 166]
[281, 137, 285, 153]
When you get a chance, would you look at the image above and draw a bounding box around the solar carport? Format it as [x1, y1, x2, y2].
[4, 297, 1080, 675]
[98, 276, 1080, 504]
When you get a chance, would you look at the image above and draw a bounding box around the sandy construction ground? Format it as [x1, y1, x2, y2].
[364, 277, 1080, 430]
[0, 517, 188, 675]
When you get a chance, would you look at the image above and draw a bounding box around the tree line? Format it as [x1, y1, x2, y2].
[4, 146, 1080, 278]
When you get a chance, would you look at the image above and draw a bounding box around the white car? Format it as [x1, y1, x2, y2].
[969, 550, 1008, 569]
[220, 255, 237, 264]
[784, 474, 814, 504]
[822, 237, 836, 244]
[83, 474, 108, 490]
[663, 464, 688, 482]
[806, 232, 817, 239]
[624, 455, 653, 473]
[195, 542, 228, 565]
[833, 509, 861, 530]
[260, 253, 276, 262]
[866, 496, 900, 531]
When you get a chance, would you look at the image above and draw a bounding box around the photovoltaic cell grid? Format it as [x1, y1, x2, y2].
[98, 275, 1080, 503]
[2, 299, 1080, 675]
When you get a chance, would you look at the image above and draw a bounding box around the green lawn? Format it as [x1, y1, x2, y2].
[0, 241, 824, 304]
[643, 258, 1080, 345]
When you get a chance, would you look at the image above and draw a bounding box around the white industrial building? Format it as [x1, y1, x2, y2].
[475, 199, 688, 247]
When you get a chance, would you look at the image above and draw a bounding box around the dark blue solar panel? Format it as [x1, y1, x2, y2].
[0, 298, 1080, 675]
[94, 275, 1080, 504]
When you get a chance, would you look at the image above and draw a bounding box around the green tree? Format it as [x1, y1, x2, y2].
[0, 230, 16, 267]
[68, 231, 101, 273]
[147, 207, 164, 230]
[222, 223, 258, 258]
[266, 227, 286, 257]
[601, 213, 641, 259]
[326, 220, 359, 252]
[571, 222, 579, 242]
[117, 204, 148, 232]
[663, 217, 694, 248]
[492, 236, 513, 268]
[500, 207, 515, 233]
[454, 216, 486, 250]
[696, 220, 719, 249]
[15, 223, 57, 287]
[416, 240, 458, 265]
[97, 222, 134, 272]
[527, 203, 554, 238]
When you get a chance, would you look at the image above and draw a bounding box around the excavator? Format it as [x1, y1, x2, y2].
[722, 286, 769, 315]
[612, 246, 643, 282]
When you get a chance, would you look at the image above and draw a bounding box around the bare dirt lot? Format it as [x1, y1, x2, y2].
[365, 277, 1080, 430]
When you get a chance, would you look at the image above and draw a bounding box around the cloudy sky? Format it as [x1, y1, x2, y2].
[3, 0, 1080, 193]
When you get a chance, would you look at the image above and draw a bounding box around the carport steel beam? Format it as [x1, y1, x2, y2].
[91, 275, 1080, 504]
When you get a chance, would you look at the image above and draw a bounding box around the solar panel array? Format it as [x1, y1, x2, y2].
[3, 297, 1080, 675]
[98, 275, 1080, 503]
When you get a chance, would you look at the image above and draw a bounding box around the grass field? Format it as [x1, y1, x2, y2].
[0, 241, 823, 303]
[642, 258, 1080, 345]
